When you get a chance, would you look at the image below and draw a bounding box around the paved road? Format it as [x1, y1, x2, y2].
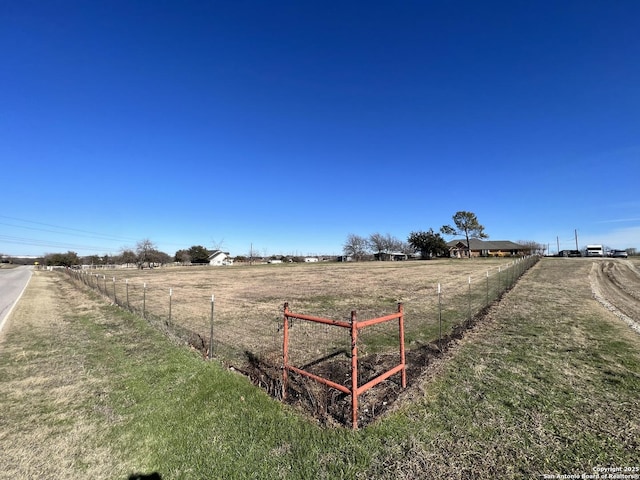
[0, 266, 33, 335]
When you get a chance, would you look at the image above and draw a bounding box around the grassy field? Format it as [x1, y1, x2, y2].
[68, 258, 532, 366]
[1, 258, 639, 478]
[66, 257, 537, 426]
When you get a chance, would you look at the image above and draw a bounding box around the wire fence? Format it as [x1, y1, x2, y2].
[61, 255, 539, 378]
[61, 256, 539, 426]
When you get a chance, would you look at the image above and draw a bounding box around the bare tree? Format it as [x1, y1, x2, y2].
[384, 233, 403, 253]
[211, 238, 225, 251]
[368, 233, 402, 260]
[368, 233, 386, 260]
[343, 234, 368, 261]
[517, 240, 544, 256]
[135, 239, 157, 268]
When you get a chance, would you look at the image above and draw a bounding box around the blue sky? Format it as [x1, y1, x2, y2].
[1, 1, 638, 257]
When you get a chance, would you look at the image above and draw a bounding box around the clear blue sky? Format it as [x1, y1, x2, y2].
[2, 1, 638, 257]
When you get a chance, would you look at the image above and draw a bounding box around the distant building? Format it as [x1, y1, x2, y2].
[208, 250, 232, 266]
[446, 239, 527, 258]
[373, 252, 408, 261]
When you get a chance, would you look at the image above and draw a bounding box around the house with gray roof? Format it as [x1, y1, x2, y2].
[447, 239, 527, 258]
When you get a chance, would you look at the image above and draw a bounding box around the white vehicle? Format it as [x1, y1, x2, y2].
[585, 245, 604, 257]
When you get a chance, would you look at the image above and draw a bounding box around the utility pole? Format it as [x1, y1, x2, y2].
[575, 229, 579, 251]
[557, 236, 560, 255]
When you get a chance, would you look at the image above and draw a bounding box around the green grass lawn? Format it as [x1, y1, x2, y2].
[1, 259, 638, 479]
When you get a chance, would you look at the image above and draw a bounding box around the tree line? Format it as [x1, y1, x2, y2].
[40, 240, 217, 268]
[345, 211, 487, 260]
[32, 210, 544, 267]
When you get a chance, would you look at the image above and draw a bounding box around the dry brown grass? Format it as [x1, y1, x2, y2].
[3, 257, 638, 477]
[77, 258, 520, 362]
[0, 272, 130, 479]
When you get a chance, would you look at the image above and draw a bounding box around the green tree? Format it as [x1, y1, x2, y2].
[83, 254, 101, 266]
[175, 249, 191, 264]
[441, 211, 488, 258]
[188, 245, 211, 264]
[408, 229, 448, 259]
[118, 249, 137, 267]
[44, 251, 80, 267]
[152, 250, 172, 266]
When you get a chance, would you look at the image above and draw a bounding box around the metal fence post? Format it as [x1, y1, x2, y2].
[282, 302, 290, 400]
[486, 270, 489, 306]
[208, 294, 215, 360]
[467, 275, 472, 326]
[398, 303, 406, 388]
[143, 283, 146, 318]
[169, 288, 172, 325]
[437, 283, 442, 351]
[351, 309, 358, 430]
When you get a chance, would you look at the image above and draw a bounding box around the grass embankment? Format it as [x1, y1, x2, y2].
[1, 258, 638, 479]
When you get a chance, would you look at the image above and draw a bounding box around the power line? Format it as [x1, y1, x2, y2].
[0, 235, 115, 253]
[0, 214, 139, 243]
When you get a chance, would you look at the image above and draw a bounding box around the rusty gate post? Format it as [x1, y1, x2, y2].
[351, 309, 358, 430]
[398, 303, 406, 388]
[282, 302, 290, 400]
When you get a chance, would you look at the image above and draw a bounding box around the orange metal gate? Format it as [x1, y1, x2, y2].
[282, 302, 406, 429]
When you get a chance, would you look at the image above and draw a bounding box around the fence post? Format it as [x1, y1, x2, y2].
[486, 270, 489, 306]
[398, 303, 406, 388]
[143, 283, 146, 318]
[169, 288, 173, 325]
[467, 275, 472, 326]
[282, 302, 290, 400]
[103, 275, 107, 294]
[113, 277, 117, 304]
[351, 309, 358, 430]
[125, 279, 129, 309]
[208, 294, 215, 360]
[437, 283, 442, 351]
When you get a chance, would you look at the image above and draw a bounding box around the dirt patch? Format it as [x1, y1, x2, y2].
[590, 259, 640, 334]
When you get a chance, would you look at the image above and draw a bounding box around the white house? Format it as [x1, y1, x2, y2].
[208, 250, 232, 266]
[304, 257, 319, 263]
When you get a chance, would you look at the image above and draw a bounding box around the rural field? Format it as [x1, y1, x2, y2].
[71, 257, 530, 356]
[68, 257, 537, 425]
[0, 257, 638, 478]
